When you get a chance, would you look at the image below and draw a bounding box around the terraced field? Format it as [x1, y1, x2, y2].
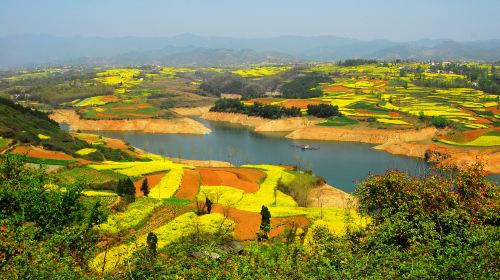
[245, 63, 499, 132]
[63, 150, 359, 273]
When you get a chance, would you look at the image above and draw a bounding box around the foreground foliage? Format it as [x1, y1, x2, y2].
[125, 163, 498, 279]
[1, 154, 498, 279]
[0, 155, 107, 278]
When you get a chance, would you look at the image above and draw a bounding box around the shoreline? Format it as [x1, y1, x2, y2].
[201, 111, 499, 174]
[49, 109, 211, 135]
[202, 111, 321, 132]
[50, 109, 500, 175]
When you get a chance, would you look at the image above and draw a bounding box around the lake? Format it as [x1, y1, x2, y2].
[85, 119, 438, 193]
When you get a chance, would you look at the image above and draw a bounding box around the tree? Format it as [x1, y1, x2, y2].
[141, 177, 149, 197]
[146, 232, 158, 257]
[210, 99, 301, 119]
[0, 155, 107, 278]
[431, 116, 448, 128]
[117, 177, 136, 202]
[281, 73, 330, 99]
[307, 104, 340, 118]
[241, 84, 265, 99]
[205, 197, 213, 214]
[259, 205, 271, 240]
[355, 163, 498, 248]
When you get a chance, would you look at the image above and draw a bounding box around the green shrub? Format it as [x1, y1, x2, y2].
[431, 116, 448, 128]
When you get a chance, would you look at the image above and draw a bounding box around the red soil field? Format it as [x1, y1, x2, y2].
[459, 107, 492, 125]
[388, 111, 402, 117]
[198, 167, 265, 193]
[72, 133, 128, 150]
[133, 172, 167, 196]
[275, 165, 294, 170]
[110, 103, 151, 110]
[121, 113, 152, 118]
[323, 85, 351, 92]
[175, 169, 201, 200]
[217, 167, 266, 184]
[282, 100, 331, 109]
[270, 216, 310, 237]
[11, 146, 91, 164]
[439, 127, 500, 142]
[71, 133, 98, 143]
[211, 205, 309, 240]
[486, 106, 500, 114]
[104, 138, 129, 149]
[101, 95, 121, 103]
[95, 112, 118, 118]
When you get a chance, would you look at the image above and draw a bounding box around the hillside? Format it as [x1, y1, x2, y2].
[0, 97, 137, 161]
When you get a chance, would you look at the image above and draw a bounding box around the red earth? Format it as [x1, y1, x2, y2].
[11, 146, 91, 164]
[211, 204, 310, 240]
[133, 172, 167, 196]
[282, 100, 331, 109]
[198, 167, 266, 193]
[175, 169, 201, 200]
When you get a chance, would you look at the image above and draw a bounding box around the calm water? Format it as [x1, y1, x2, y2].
[84, 119, 435, 193]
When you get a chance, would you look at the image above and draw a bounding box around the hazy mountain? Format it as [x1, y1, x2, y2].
[46, 46, 296, 67]
[372, 41, 500, 61]
[0, 34, 499, 68]
[114, 46, 296, 66]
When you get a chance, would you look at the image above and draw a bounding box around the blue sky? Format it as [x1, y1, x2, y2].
[1, 0, 499, 41]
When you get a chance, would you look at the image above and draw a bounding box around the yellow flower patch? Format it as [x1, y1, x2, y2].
[75, 148, 97, 155]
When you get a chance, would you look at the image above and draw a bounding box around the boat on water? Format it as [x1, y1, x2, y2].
[291, 144, 319, 150]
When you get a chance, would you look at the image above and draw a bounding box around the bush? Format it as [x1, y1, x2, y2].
[0, 155, 107, 278]
[210, 99, 301, 119]
[307, 104, 341, 118]
[431, 116, 448, 128]
[281, 73, 331, 99]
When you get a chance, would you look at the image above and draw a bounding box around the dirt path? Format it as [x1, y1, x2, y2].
[175, 169, 201, 200]
[50, 109, 211, 134]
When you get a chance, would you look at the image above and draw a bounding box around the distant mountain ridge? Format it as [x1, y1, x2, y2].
[1, 34, 499, 68]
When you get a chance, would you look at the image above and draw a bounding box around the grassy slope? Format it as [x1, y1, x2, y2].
[0, 97, 89, 155]
[0, 97, 140, 161]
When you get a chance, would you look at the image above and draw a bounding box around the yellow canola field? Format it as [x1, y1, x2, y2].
[232, 66, 289, 78]
[75, 148, 97, 155]
[92, 212, 234, 272]
[88, 159, 193, 178]
[148, 167, 185, 199]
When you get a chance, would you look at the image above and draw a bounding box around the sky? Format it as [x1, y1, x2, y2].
[1, 0, 499, 41]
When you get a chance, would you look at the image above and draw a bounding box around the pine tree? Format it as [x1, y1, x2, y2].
[147, 232, 158, 257]
[116, 179, 124, 196]
[117, 177, 136, 203]
[259, 205, 271, 240]
[205, 197, 213, 214]
[141, 177, 149, 197]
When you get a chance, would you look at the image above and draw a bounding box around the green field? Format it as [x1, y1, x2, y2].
[319, 116, 360, 126]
